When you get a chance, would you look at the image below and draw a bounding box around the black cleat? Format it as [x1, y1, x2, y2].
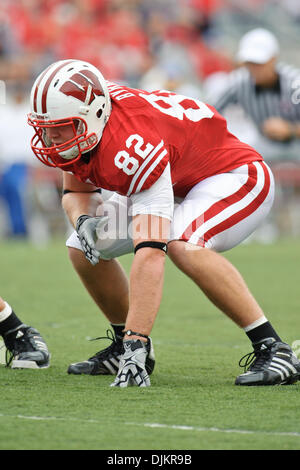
[3, 325, 50, 369]
[67, 329, 155, 376]
[235, 337, 300, 386]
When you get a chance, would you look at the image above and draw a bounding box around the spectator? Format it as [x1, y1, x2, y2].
[206, 28, 300, 162]
[0, 86, 33, 237]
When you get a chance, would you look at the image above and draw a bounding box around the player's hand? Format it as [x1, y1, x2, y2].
[110, 339, 151, 388]
[262, 117, 295, 141]
[76, 215, 103, 265]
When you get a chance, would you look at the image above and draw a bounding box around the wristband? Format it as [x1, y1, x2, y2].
[134, 241, 167, 254]
[124, 330, 149, 340]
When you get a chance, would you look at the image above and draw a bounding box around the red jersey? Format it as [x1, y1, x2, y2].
[69, 82, 263, 198]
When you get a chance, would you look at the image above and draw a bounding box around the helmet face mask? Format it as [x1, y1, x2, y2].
[28, 115, 97, 167]
[28, 60, 111, 168]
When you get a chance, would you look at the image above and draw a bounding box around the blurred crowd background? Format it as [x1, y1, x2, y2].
[0, 0, 300, 244]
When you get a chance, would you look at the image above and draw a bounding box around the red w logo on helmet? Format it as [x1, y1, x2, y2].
[59, 69, 104, 105]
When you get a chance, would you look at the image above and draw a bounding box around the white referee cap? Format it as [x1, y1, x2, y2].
[237, 28, 279, 64]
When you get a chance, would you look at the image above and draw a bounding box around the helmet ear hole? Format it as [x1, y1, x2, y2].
[96, 109, 103, 118]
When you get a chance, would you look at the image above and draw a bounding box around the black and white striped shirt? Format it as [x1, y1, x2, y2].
[209, 62, 300, 128]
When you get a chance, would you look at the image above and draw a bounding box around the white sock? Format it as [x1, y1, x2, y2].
[0, 302, 13, 322]
[243, 315, 268, 333]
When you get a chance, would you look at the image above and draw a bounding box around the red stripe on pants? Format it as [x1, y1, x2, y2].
[201, 161, 270, 245]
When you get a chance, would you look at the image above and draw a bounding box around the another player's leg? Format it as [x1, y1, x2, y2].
[0, 297, 50, 369]
[66, 248, 155, 376]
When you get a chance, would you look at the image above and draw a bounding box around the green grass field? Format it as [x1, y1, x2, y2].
[0, 237, 300, 450]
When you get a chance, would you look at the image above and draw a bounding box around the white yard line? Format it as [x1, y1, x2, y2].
[1, 413, 300, 438]
[137, 422, 300, 438]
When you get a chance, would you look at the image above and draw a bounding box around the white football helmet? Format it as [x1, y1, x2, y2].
[28, 59, 111, 168]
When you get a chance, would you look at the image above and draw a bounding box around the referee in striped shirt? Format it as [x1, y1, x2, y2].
[208, 28, 300, 162]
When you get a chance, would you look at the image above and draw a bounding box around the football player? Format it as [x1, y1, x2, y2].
[0, 296, 50, 369]
[27, 59, 300, 387]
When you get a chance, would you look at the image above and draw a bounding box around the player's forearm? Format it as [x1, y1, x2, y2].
[125, 248, 166, 338]
[62, 191, 103, 227]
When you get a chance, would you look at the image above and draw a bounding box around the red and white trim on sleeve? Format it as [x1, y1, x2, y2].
[180, 161, 272, 247]
[126, 140, 168, 196]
